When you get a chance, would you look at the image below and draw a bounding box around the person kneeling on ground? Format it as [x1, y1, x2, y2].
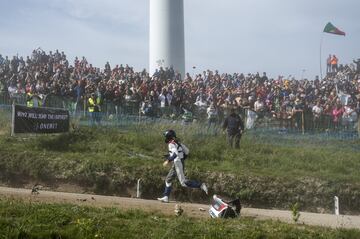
[157, 130, 208, 203]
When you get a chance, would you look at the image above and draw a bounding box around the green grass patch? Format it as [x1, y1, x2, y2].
[0, 199, 359, 239]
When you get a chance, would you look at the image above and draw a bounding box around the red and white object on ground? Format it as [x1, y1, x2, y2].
[209, 195, 241, 219]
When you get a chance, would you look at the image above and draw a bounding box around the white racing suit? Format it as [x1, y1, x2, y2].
[162, 140, 203, 197]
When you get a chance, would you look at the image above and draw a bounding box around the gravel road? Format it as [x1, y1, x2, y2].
[1, 186, 359, 229]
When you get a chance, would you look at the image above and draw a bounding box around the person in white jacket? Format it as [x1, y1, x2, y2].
[157, 130, 208, 203]
[158, 88, 172, 108]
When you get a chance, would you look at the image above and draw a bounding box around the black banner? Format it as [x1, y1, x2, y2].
[12, 105, 70, 134]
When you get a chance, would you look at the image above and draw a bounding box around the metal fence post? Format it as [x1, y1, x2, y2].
[136, 179, 141, 198]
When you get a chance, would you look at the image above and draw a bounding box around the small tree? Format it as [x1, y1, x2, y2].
[291, 203, 301, 223]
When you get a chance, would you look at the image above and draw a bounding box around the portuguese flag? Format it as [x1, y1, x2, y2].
[323, 22, 346, 36]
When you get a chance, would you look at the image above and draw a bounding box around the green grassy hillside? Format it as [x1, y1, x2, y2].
[0, 125, 359, 213]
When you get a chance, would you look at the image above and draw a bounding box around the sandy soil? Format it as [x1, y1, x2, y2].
[0, 186, 359, 229]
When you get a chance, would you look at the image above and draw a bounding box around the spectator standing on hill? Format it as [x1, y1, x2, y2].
[343, 102, 357, 130]
[254, 97, 265, 118]
[292, 98, 304, 131]
[326, 55, 332, 74]
[157, 130, 208, 203]
[332, 100, 344, 130]
[331, 55, 339, 73]
[260, 72, 268, 85]
[1, 47, 359, 136]
[312, 101, 323, 130]
[223, 108, 244, 149]
[88, 93, 101, 126]
[207, 102, 218, 132]
[158, 88, 172, 116]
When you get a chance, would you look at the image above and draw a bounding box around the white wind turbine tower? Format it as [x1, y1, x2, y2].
[149, 0, 185, 78]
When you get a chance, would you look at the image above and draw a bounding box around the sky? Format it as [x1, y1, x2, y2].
[0, 0, 359, 79]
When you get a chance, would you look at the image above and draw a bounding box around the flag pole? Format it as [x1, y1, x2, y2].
[320, 33, 324, 80]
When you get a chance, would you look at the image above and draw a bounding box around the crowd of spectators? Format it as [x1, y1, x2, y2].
[0, 49, 359, 131]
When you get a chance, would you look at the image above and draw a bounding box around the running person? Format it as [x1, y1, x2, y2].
[157, 130, 208, 203]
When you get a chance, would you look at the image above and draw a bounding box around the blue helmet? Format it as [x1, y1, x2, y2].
[164, 130, 176, 143]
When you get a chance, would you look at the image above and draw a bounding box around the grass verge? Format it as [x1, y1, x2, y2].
[0, 199, 359, 239]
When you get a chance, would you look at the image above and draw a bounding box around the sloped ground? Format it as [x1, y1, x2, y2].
[1, 186, 360, 230]
[1, 127, 360, 214]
